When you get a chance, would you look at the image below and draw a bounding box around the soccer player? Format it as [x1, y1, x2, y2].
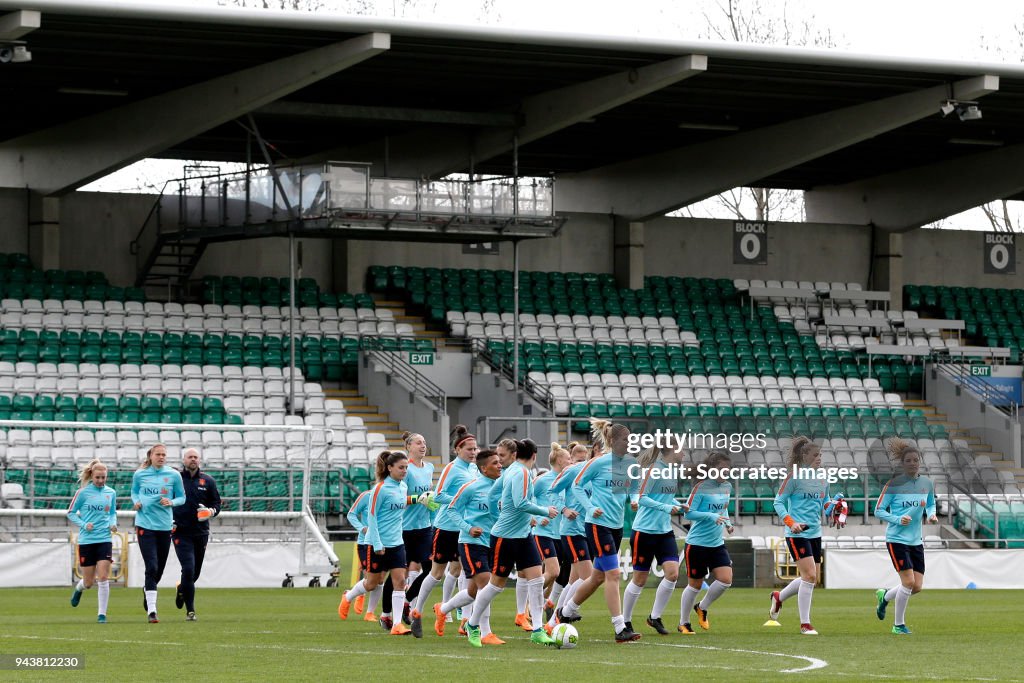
[433, 449, 503, 643]
[769, 436, 834, 635]
[68, 459, 117, 623]
[464, 439, 559, 647]
[534, 443, 570, 624]
[623, 444, 687, 636]
[545, 442, 594, 632]
[873, 438, 937, 635]
[410, 426, 478, 633]
[679, 451, 734, 635]
[388, 431, 435, 637]
[494, 440, 533, 632]
[339, 450, 418, 636]
[342, 487, 382, 623]
[172, 447, 221, 622]
[558, 419, 641, 643]
[132, 444, 186, 623]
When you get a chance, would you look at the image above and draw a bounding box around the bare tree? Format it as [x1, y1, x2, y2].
[686, 0, 839, 222]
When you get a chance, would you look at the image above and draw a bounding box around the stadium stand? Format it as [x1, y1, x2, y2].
[0, 254, 431, 517]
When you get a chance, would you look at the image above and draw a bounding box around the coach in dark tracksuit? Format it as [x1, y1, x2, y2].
[173, 447, 221, 621]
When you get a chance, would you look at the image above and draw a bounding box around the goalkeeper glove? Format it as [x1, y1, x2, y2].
[417, 491, 440, 512]
[197, 504, 214, 521]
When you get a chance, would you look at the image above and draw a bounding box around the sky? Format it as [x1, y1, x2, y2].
[80, 0, 1024, 229]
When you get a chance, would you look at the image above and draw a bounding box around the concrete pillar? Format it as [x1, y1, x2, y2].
[614, 218, 644, 290]
[28, 193, 60, 271]
[331, 238, 350, 297]
[871, 227, 903, 311]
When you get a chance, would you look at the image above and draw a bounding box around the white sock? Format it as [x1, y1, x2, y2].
[462, 597, 474, 624]
[550, 578, 578, 625]
[527, 577, 545, 631]
[611, 613, 625, 632]
[478, 603, 492, 636]
[442, 571, 458, 605]
[440, 589, 475, 615]
[469, 583, 503, 627]
[97, 580, 109, 616]
[406, 569, 421, 591]
[415, 573, 441, 613]
[679, 585, 700, 625]
[698, 580, 730, 611]
[344, 579, 368, 602]
[779, 577, 802, 602]
[797, 579, 814, 624]
[391, 590, 406, 626]
[145, 590, 157, 614]
[894, 586, 913, 626]
[548, 581, 564, 607]
[622, 581, 644, 622]
[75, 579, 87, 592]
[884, 585, 899, 603]
[563, 598, 582, 619]
[652, 578, 677, 619]
[367, 585, 383, 613]
[516, 578, 529, 614]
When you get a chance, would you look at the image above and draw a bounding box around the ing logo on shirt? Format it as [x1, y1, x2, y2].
[800, 492, 825, 500]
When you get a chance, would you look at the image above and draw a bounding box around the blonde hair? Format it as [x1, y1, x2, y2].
[786, 435, 819, 468]
[590, 418, 613, 448]
[550, 441, 570, 468]
[79, 459, 108, 487]
[569, 442, 589, 459]
[886, 438, 920, 465]
[139, 443, 166, 470]
[634, 445, 661, 470]
[497, 438, 518, 455]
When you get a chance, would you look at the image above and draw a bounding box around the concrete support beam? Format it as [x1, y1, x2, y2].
[556, 74, 1000, 219]
[259, 101, 517, 127]
[614, 218, 644, 290]
[805, 141, 1024, 231]
[301, 54, 707, 178]
[0, 32, 390, 195]
[0, 9, 39, 40]
[870, 228, 903, 311]
[28, 193, 59, 271]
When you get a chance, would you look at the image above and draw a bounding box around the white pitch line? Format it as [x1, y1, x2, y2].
[3, 633, 1017, 682]
[644, 641, 828, 674]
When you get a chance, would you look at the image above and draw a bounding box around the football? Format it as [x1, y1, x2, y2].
[552, 623, 579, 649]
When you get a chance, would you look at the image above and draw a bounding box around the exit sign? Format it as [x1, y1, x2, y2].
[409, 352, 434, 365]
[970, 365, 992, 377]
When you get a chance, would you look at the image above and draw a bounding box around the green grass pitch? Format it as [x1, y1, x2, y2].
[2, 579, 1022, 682]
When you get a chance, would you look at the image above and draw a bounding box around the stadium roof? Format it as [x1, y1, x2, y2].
[3, 0, 1024, 199]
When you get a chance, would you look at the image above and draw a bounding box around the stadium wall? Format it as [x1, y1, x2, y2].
[4, 190, 1024, 291]
[0, 188, 30, 253]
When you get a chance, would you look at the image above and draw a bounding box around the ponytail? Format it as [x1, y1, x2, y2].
[79, 459, 107, 487]
[515, 438, 538, 461]
[634, 445, 661, 470]
[589, 418, 612, 448]
[886, 437, 919, 465]
[452, 424, 476, 451]
[786, 435, 818, 468]
[375, 450, 409, 481]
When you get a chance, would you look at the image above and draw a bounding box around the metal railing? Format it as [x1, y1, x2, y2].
[468, 338, 555, 412]
[364, 349, 447, 416]
[939, 362, 1020, 419]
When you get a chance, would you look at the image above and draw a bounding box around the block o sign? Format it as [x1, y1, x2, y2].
[983, 232, 1015, 274]
[733, 222, 768, 265]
